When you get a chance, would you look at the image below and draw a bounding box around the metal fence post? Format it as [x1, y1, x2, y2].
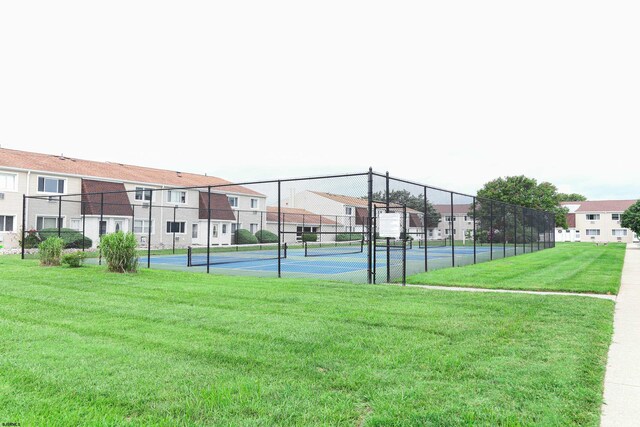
[82, 200, 86, 252]
[147, 190, 153, 269]
[385, 171, 390, 283]
[206, 187, 211, 273]
[423, 186, 428, 272]
[21, 194, 26, 259]
[277, 180, 281, 278]
[513, 205, 517, 255]
[502, 204, 506, 258]
[367, 168, 373, 284]
[58, 195, 62, 238]
[473, 196, 477, 264]
[97, 193, 104, 265]
[490, 201, 494, 260]
[450, 192, 455, 267]
[172, 205, 177, 255]
[402, 204, 407, 285]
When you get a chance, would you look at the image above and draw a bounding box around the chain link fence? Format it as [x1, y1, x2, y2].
[21, 169, 556, 284]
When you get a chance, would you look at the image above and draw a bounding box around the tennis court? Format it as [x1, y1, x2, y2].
[135, 240, 508, 282]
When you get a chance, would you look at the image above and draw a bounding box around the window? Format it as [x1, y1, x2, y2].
[192, 224, 198, 239]
[0, 215, 14, 232]
[586, 214, 600, 221]
[135, 187, 153, 201]
[212, 225, 218, 238]
[250, 198, 259, 209]
[464, 216, 469, 222]
[70, 219, 81, 231]
[428, 230, 433, 237]
[612, 229, 628, 237]
[99, 221, 107, 235]
[37, 176, 65, 194]
[166, 221, 186, 234]
[228, 197, 238, 208]
[37, 216, 63, 230]
[445, 229, 456, 235]
[445, 216, 456, 222]
[231, 223, 239, 234]
[114, 220, 124, 233]
[296, 226, 318, 239]
[345, 206, 353, 216]
[167, 190, 186, 204]
[134, 220, 153, 234]
[222, 224, 227, 234]
[612, 214, 621, 221]
[585, 229, 600, 236]
[250, 223, 258, 234]
[0, 173, 17, 191]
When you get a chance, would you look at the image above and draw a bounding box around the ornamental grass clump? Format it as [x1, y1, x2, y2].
[39, 237, 64, 266]
[100, 232, 139, 273]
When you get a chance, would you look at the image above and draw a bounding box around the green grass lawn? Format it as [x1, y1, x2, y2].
[407, 243, 626, 295]
[0, 256, 614, 426]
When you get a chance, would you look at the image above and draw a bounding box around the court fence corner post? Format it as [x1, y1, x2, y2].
[367, 167, 373, 284]
[206, 187, 211, 273]
[147, 190, 153, 269]
[21, 194, 26, 260]
[277, 180, 282, 279]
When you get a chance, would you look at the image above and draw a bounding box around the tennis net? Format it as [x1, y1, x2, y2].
[304, 240, 364, 257]
[418, 238, 448, 248]
[187, 242, 287, 266]
[375, 239, 413, 250]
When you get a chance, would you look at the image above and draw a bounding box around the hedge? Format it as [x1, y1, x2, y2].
[255, 230, 278, 243]
[236, 229, 259, 244]
[36, 228, 93, 249]
[336, 233, 363, 242]
[302, 233, 317, 242]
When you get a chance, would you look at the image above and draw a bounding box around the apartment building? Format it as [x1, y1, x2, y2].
[432, 204, 474, 242]
[283, 190, 430, 239]
[0, 147, 266, 250]
[555, 200, 639, 243]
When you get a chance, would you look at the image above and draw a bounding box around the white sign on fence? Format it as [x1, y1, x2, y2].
[378, 212, 401, 239]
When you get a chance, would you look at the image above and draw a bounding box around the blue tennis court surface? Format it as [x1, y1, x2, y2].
[139, 244, 503, 277]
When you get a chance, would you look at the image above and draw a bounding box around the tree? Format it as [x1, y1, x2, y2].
[558, 193, 587, 202]
[371, 189, 441, 228]
[476, 175, 568, 229]
[621, 201, 640, 238]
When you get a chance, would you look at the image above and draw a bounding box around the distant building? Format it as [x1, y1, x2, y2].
[0, 147, 266, 249]
[555, 200, 639, 243]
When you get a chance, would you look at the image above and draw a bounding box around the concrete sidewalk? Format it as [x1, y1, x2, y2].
[601, 243, 640, 426]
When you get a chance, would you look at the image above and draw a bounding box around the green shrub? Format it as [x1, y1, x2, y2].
[38, 228, 93, 249]
[236, 229, 259, 245]
[100, 232, 139, 273]
[336, 233, 363, 242]
[255, 229, 278, 243]
[302, 233, 317, 242]
[39, 237, 64, 266]
[61, 251, 86, 268]
[21, 229, 41, 249]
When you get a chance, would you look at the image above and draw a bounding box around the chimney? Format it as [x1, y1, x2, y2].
[289, 188, 296, 207]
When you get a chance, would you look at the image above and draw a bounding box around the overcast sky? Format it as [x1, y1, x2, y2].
[1, 1, 638, 200]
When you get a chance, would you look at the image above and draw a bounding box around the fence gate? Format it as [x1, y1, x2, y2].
[371, 204, 407, 285]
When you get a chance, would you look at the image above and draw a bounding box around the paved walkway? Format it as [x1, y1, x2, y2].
[404, 283, 616, 300]
[601, 243, 640, 426]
